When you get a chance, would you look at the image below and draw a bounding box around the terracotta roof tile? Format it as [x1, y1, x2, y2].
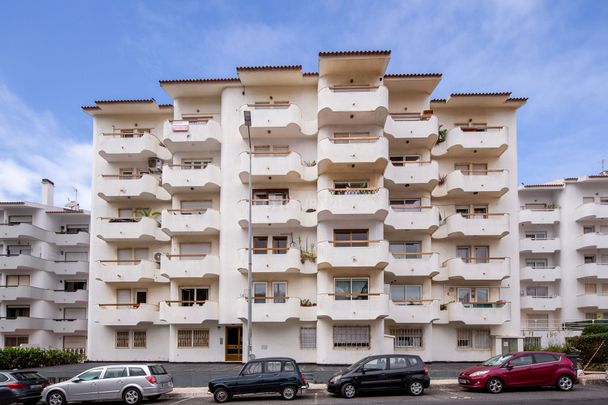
[158, 104, 173, 108]
[384, 73, 442, 78]
[94, 98, 156, 104]
[564, 177, 578, 181]
[0, 202, 25, 205]
[45, 210, 85, 214]
[450, 92, 511, 97]
[588, 175, 608, 179]
[430, 99, 447, 103]
[319, 50, 391, 57]
[81, 106, 101, 110]
[523, 184, 565, 188]
[507, 97, 528, 102]
[236, 65, 302, 72]
[303, 72, 319, 76]
[159, 78, 240, 85]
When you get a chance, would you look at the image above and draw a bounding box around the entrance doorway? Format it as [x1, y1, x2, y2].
[501, 338, 518, 354]
[225, 326, 242, 361]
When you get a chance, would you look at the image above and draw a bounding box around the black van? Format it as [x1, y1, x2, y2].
[327, 354, 430, 398]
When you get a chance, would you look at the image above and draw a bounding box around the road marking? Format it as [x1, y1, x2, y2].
[167, 397, 195, 405]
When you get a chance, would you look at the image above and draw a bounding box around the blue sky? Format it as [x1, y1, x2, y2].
[1, 0, 607, 208]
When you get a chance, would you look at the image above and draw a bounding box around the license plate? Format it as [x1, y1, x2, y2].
[30, 385, 42, 389]
[458, 379, 468, 384]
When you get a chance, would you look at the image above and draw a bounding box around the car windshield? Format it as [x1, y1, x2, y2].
[345, 358, 368, 372]
[11, 372, 43, 380]
[482, 354, 513, 366]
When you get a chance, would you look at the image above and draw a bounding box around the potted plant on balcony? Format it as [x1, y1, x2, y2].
[296, 236, 317, 264]
[436, 125, 448, 144]
[135, 209, 161, 224]
[300, 298, 316, 307]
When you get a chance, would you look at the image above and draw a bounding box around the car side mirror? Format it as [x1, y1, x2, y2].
[506, 364, 513, 371]
[73, 378, 81, 383]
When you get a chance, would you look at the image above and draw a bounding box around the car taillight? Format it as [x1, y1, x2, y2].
[300, 374, 306, 384]
[7, 383, 26, 389]
[145, 376, 157, 385]
[424, 366, 429, 376]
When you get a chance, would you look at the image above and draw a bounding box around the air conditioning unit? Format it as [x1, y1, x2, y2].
[148, 158, 163, 173]
[153, 252, 163, 262]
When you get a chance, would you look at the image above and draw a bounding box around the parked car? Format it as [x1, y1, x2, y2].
[42, 364, 173, 405]
[208, 357, 308, 403]
[327, 354, 430, 399]
[0, 370, 50, 405]
[458, 351, 577, 393]
[0, 387, 17, 405]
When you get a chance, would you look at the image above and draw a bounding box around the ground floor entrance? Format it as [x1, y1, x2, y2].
[225, 326, 242, 361]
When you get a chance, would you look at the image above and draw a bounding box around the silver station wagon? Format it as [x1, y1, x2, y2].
[42, 365, 173, 405]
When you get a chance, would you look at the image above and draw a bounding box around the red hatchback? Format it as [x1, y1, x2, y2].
[458, 352, 576, 394]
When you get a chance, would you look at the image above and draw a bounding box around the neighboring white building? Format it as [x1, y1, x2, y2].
[519, 174, 608, 347]
[0, 179, 89, 351]
[85, 50, 527, 363]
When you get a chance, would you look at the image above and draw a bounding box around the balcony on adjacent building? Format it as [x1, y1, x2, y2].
[317, 240, 389, 269]
[96, 217, 169, 243]
[385, 206, 439, 232]
[0, 285, 48, 301]
[432, 170, 509, 198]
[520, 237, 561, 253]
[161, 164, 221, 194]
[433, 213, 510, 239]
[0, 255, 88, 276]
[159, 300, 219, 324]
[50, 259, 89, 276]
[318, 84, 389, 127]
[574, 202, 608, 222]
[52, 289, 88, 304]
[237, 199, 317, 228]
[97, 173, 170, 202]
[520, 266, 562, 282]
[387, 299, 440, 323]
[432, 126, 508, 157]
[383, 114, 438, 148]
[317, 293, 389, 320]
[520, 296, 562, 311]
[577, 263, 608, 280]
[238, 151, 317, 183]
[317, 187, 389, 221]
[385, 252, 440, 277]
[446, 301, 511, 325]
[236, 247, 316, 274]
[577, 294, 608, 310]
[577, 232, 608, 250]
[236, 297, 315, 322]
[98, 132, 170, 162]
[52, 231, 90, 247]
[0, 317, 48, 332]
[161, 208, 220, 236]
[437, 257, 510, 281]
[317, 135, 389, 173]
[238, 102, 317, 138]
[0, 222, 48, 241]
[95, 260, 167, 283]
[162, 118, 222, 152]
[96, 303, 160, 326]
[160, 254, 219, 279]
[383, 160, 439, 190]
[50, 318, 87, 334]
[519, 208, 560, 225]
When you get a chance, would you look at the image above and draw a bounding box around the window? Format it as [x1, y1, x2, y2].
[584, 255, 596, 264]
[335, 278, 369, 300]
[457, 245, 490, 262]
[129, 368, 146, 377]
[534, 353, 559, 363]
[180, 200, 212, 214]
[284, 362, 296, 372]
[272, 236, 288, 254]
[65, 224, 88, 234]
[133, 331, 146, 348]
[524, 337, 541, 349]
[115, 331, 130, 348]
[253, 282, 267, 303]
[391, 328, 423, 348]
[363, 358, 387, 371]
[585, 283, 598, 294]
[390, 155, 421, 166]
[117, 248, 149, 263]
[526, 314, 549, 329]
[583, 226, 595, 234]
[332, 131, 375, 144]
[526, 259, 548, 269]
[182, 158, 212, 169]
[334, 229, 369, 247]
[455, 163, 488, 175]
[456, 329, 491, 350]
[525, 231, 548, 240]
[524, 203, 548, 210]
[510, 354, 534, 366]
[300, 327, 317, 349]
[252, 189, 289, 205]
[601, 198, 608, 205]
[266, 361, 282, 373]
[272, 282, 287, 304]
[104, 367, 127, 379]
[390, 285, 422, 302]
[6, 306, 29, 319]
[333, 326, 370, 348]
[457, 288, 489, 305]
[585, 312, 598, 320]
[6, 245, 31, 256]
[5, 275, 30, 286]
[177, 329, 210, 348]
[242, 362, 263, 375]
[526, 286, 549, 298]
[253, 237, 269, 254]
[389, 241, 422, 259]
[389, 357, 409, 369]
[179, 242, 210, 258]
[390, 198, 421, 212]
[332, 180, 370, 194]
[583, 197, 595, 204]
[253, 145, 290, 155]
[4, 336, 28, 347]
[64, 281, 87, 292]
[135, 290, 147, 304]
[180, 287, 209, 306]
[78, 369, 102, 381]
[8, 215, 32, 224]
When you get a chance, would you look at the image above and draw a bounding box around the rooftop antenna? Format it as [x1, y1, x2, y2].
[601, 159, 607, 176]
[64, 187, 80, 211]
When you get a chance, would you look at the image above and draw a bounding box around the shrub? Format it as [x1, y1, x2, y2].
[581, 324, 608, 336]
[524, 341, 541, 351]
[566, 332, 608, 365]
[0, 348, 84, 369]
[543, 343, 571, 353]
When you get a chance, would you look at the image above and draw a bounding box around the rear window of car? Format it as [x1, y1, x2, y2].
[0, 374, 8, 383]
[284, 362, 296, 372]
[11, 372, 44, 380]
[534, 353, 560, 363]
[389, 357, 409, 369]
[104, 368, 127, 379]
[266, 361, 282, 373]
[129, 368, 146, 377]
[148, 365, 167, 375]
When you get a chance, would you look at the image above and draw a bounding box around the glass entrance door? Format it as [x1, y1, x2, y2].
[225, 326, 242, 362]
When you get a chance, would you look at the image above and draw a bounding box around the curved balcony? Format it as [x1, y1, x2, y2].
[317, 240, 389, 269]
[577, 263, 608, 280]
[436, 258, 510, 281]
[317, 188, 389, 221]
[238, 103, 317, 138]
[96, 217, 169, 243]
[0, 286, 48, 301]
[519, 209, 560, 225]
[521, 296, 562, 312]
[432, 126, 508, 157]
[383, 115, 438, 147]
[317, 293, 389, 320]
[236, 297, 315, 323]
[159, 301, 219, 324]
[383, 161, 439, 190]
[577, 294, 608, 310]
[161, 164, 221, 194]
[161, 209, 220, 236]
[160, 254, 219, 279]
[95, 260, 167, 283]
[238, 151, 317, 183]
[98, 132, 170, 162]
[50, 319, 87, 334]
[50, 260, 89, 276]
[0, 255, 89, 276]
[447, 302, 511, 325]
[385, 252, 440, 278]
[318, 85, 389, 126]
[432, 170, 509, 198]
[162, 119, 222, 152]
[52, 231, 90, 247]
[576, 233, 608, 250]
[387, 300, 440, 323]
[385, 206, 439, 232]
[520, 237, 560, 253]
[52, 289, 88, 304]
[520, 266, 562, 282]
[317, 136, 388, 173]
[237, 200, 317, 228]
[433, 214, 509, 239]
[0, 317, 49, 332]
[97, 174, 170, 202]
[236, 247, 316, 274]
[96, 303, 160, 326]
[575, 203, 608, 222]
[0, 223, 48, 241]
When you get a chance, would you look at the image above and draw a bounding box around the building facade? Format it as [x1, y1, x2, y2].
[519, 175, 608, 347]
[86, 50, 526, 363]
[0, 180, 89, 351]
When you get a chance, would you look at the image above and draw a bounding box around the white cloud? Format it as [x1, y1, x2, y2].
[0, 83, 92, 209]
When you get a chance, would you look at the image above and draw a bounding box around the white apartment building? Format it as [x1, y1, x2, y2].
[86, 50, 526, 363]
[0, 180, 89, 351]
[519, 175, 608, 347]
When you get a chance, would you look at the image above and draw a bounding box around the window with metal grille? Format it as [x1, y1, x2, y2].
[300, 327, 317, 349]
[115, 331, 129, 348]
[133, 331, 146, 348]
[177, 329, 209, 348]
[333, 326, 370, 348]
[524, 337, 542, 350]
[391, 328, 423, 348]
[4, 335, 28, 347]
[456, 328, 491, 349]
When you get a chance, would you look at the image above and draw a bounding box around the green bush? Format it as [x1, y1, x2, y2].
[566, 332, 608, 365]
[524, 341, 541, 351]
[0, 348, 84, 369]
[581, 324, 608, 336]
[543, 343, 572, 353]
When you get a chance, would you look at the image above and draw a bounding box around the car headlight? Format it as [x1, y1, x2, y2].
[470, 370, 490, 377]
[331, 375, 342, 383]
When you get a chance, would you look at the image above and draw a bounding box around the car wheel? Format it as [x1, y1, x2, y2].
[408, 380, 425, 396]
[340, 382, 356, 399]
[147, 395, 161, 402]
[213, 388, 230, 403]
[556, 375, 574, 391]
[486, 378, 504, 394]
[123, 388, 142, 405]
[47, 391, 67, 405]
[280, 385, 297, 400]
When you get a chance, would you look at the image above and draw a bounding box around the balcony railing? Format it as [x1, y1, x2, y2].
[96, 303, 160, 326]
[159, 300, 219, 324]
[97, 173, 170, 202]
[160, 253, 219, 279]
[385, 252, 440, 277]
[317, 135, 389, 173]
[433, 169, 509, 198]
[574, 202, 608, 222]
[96, 217, 169, 242]
[520, 296, 562, 311]
[95, 259, 166, 283]
[161, 164, 221, 193]
[519, 237, 561, 253]
[98, 132, 170, 162]
[317, 187, 389, 220]
[432, 126, 508, 157]
[318, 84, 389, 126]
[236, 247, 315, 274]
[520, 266, 562, 282]
[577, 263, 608, 280]
[576, 232, 608, 250]
[577, 293, 608, 309]
[317, 293, 389, 320]
[387, 299, 440, 323]
[519, 208, 560, 225]
[436, 257, 510, 281]
[384, 114, 438, 147]
[161, 208, 221, 236]
[238, 151, 318, 183]
[236, 296, 316, 322]
[433, 213, 509, 239]
[446, 301, 511, 325]
[238, 103, 317, 138]
[384, 160, 439, 189]
[237, 199, 317, 228]
[162, 118, 222, 152]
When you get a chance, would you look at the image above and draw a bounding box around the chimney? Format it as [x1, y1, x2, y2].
[41, 179, 55, 207]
